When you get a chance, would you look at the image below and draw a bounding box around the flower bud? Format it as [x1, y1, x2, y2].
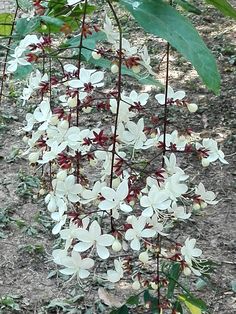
[200, 201, 207, 209]
[132, 65, 141, 73]
[112, 239, 122, 252]
[92, 51, 101, 60]
[68, 96, 77, 108]
[23, 135, 28, 143]
[41, 24, 47, 31]
[139, 251, 149, 263]
[82, 107, 92, 113]
[111, 64, 119, 74]
[132, 280, 141, 290]
[201, 158, 210, 167]
[29, 152, 40, 163]
[187, 103, 198, 113]
[112, 177, 120, 188]
[39, 188, 46, 195]
[183, 266, 191, 276]
[150, 282, 158, 290]
[193, 202, 201, 210]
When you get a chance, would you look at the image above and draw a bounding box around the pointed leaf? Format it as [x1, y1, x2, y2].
[205, 0, 236, 19]
[120, 0, 220, 93]
[0, 13, 14, 36]
[175, 0, 202, 15]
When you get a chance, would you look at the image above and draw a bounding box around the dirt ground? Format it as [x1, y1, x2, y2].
[0, 0, 236, 313]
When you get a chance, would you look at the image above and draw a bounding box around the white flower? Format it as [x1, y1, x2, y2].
[195, 183, 218, 205]
[155, 86, 185, 105]
[55, 175, 82, 203]
[197, 138, 228, 164]
[164, 173, 188, 201]
[164, 153, 188, 180]
[120, 118, 147, 149]
[181, 237, 202, 266]
[68, 68, 104, 90]
[139, 46, 155, 75]
[127, 90, 149, 107]
[107, 259, 124, 283]
[95, 148, 126, 180]
[39, 141, 67, 163]
[19, 34, 40, 49]
[159, 130, 188, 151]
[51, 203, 67, 235]
[169, 202, 191, 220]
[60, 218, 90, 250]
[99, 180, 132, 218]
[74, 220, 114, 259]
[60, 251, 94, 279]
[81, 181, 106, 204]
[52, 249, 68, 265]
[114, 38, 137, 57]
[23, 113, 36, 132]
[125, 215, 155, 251]
[7, 46, 31, 73]
[147, 214, 167, 236]
[103, 15, 119, 44]
[140, 185, 171, 217]
[33, 99, 52, 131]
[110, 98, 134, 123]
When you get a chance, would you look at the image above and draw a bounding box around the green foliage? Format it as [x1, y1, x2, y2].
[166, 263, 182, 299]
[14, 17, 40, 38]
[120, 0, 220, 94]
[204, 0, 236, 19]
[174, 0, 202, 15]
[0, 13, 14, 36]
[0, 295, 21, 311]
[18, 0, 32, 11]
[178, 294, 207, 313]
[17, 172, 40, 199]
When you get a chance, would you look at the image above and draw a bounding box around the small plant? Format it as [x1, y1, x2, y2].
[16, 171, 40, 199]
[0, 295, 21, 312]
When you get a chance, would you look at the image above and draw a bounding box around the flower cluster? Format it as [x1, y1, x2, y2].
[15, 7, 228, 290]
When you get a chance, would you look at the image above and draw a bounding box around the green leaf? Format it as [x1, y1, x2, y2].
[110, 305, 129, 314]
[14, 17, 40, 38]
[172, 301, 183, 314]
[0, 13, 14, 36]
[126, 295, 139, 305]
[40, 16, 64, 27]
[204, 0, 236, 19]
[167, 263, 181, 299]
[175, 0, 202, 15]
[120, 0, 220, 94]
[65, 31, 106, 61]
[13, 64, 33, 80]
[18, 0, 32, 11]
[143, 290, 159, 313]
[178, 294, 207, 313]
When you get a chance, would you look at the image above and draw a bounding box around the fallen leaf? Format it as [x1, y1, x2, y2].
[98, 287, 122, 307]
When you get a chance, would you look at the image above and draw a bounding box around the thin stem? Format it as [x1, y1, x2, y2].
[75, 0, 88, 183]
[106, 0, 123, 232]
[0, 4, 19, 107]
